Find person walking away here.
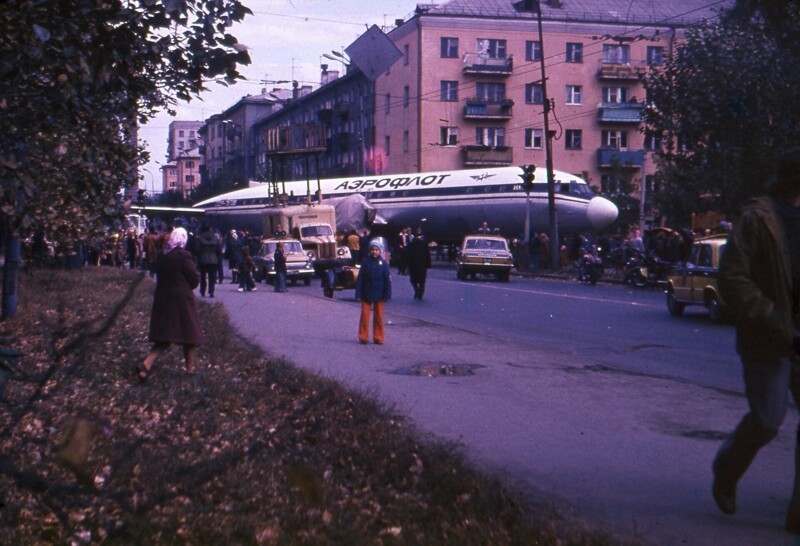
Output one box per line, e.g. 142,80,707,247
406,227,431,300
274,241,287,293
355,239,392,344
144,227,160,277
138,227,203,380
196,224,221,298
711,146,800,533
237,246,256,293
224,230,243,283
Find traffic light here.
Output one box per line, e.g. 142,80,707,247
518,164,536,194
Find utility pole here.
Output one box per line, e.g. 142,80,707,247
536,0,560,271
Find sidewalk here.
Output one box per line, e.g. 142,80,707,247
211,279,797,546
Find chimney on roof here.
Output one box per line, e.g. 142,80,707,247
395,18,404,27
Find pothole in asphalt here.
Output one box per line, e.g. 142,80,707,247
681,430,728,441
390,362,483,377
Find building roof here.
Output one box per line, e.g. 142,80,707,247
416,0,733,27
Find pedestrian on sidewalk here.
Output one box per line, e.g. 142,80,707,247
195,224,221,298
274,242,287,293
237,246,256,293
712,146,800,533
355,239,391,344
138,227,204,380
406,227,431,300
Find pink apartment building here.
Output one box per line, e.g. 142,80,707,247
374,0,730,196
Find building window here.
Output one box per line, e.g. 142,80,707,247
602,130,629,149
440,126,458,146
403,44,410,65
441,81,458,101
525,41,541,61
178,130,185,137
403,131,409,153
385,93,391,114
525,83,543,104
602,86,629,103
178,141,184,149
601,174,619,194
385,136,390,155
566,42,583,63
566,85,582,105
477,38,506,59
603,44,630,64
565,130,582,150
647,46,664,66
403,86,409,107
524,128,543,149
476,82,506,101
644,133,662,151
441,37,458,58
185,175,195,183
476,127,505,147
185,161,194,169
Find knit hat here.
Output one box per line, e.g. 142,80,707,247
369,239,384,252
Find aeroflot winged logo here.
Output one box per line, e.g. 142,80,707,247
469,173,497,182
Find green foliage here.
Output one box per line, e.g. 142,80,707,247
642,2,800,220
0,0,251,246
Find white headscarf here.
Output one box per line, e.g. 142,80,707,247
163,227,188,254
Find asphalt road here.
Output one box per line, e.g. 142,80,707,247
208,266,799,546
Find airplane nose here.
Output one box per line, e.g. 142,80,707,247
587,196,618,230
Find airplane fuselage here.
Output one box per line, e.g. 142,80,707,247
193,166,618,241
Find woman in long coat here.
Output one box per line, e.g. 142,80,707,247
138,227,204,380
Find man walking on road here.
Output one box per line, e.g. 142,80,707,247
406,227,431,300
713,146,800,533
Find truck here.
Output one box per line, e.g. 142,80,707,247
260,204,352,273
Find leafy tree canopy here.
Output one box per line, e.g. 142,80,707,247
642,1,800,224
0,0,251,247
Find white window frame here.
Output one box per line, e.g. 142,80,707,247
565,130,582,150
566,85,582,105
603,44,630,65
602,130,629,149
477,38,507,59
440,81,458,102
440,126,459,146
525,41,541,61
524,128,543,149
566,42,583,63
602,86,629,103
476,127,505,147
525,83,543,104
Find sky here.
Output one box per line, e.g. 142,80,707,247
137,0,421,192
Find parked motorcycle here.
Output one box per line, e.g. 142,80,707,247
577,253,603,285
623,250,673,288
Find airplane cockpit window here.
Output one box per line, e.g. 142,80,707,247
570,182,593,196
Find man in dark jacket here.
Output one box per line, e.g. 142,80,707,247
712,147,800,533
196,224,221,298
406,227,431,300
355,239,391,344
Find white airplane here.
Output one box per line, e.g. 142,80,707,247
193,166,618,240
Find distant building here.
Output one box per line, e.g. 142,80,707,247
164,120,204,197
198,91,290,186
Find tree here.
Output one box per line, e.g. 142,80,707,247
641,2,800,224
0,0,252,317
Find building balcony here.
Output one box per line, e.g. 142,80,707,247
597,102,644,123
597,148,645,168
265,125,327,155
597,63,645,80
462,53,513,75
462,145,513,166
463,98,514,120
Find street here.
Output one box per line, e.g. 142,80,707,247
211,265,798,546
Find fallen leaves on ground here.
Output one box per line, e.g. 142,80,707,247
0,267,624,545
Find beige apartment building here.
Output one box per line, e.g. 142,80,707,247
374,0,730,195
